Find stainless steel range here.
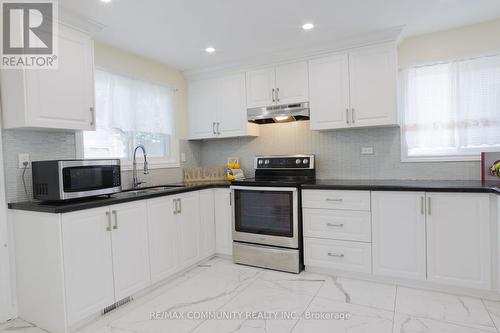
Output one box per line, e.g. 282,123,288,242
230,155,315,273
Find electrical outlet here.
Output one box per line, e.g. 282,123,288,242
180,152,186,163
18,153,30,168
361,147,374,155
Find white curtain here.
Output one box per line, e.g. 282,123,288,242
400,54,500,158
95,69,175,135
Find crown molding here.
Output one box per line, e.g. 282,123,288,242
58,6,106,35
184,25,405,79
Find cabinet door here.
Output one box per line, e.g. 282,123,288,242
372,192,426,280
147,197,178,284
215,188,233,256
217,73,247,137
199,190,216,258
427,193,491,290
110,201,151,300
308,54,350,130
188,78,218,139
275,61,309,105
245,67,275,108
61,207,114,324
26,25,95,130
176,192,201,269
348,44,397,128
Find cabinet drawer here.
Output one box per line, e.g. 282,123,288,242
302,190,370,211
304,238,372,273
303,209,371,242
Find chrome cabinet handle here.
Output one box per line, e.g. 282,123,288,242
90,107,95,126
327,223,344,228
420,196,425,215
112,210,118,229
173,199,178,215
427,197,431,215
346,108,350,125
106,211,111,231
216,122,221,135
212,122,216,135
351,108,355,124
326,198,343,202
178,198,182,214
272,88,275,102
328,252,344,258
276,88,280,102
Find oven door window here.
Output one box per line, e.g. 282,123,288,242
62,166,118,192
234,190,294,237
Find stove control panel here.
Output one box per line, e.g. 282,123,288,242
254,155,315,169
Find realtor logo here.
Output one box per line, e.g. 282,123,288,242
1,0,58,68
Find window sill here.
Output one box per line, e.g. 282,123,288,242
120,160,181,171
401,155,480,163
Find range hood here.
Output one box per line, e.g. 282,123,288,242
247,102,309,124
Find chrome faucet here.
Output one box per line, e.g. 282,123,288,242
133,145,149,188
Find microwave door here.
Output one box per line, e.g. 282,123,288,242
61,165,121,199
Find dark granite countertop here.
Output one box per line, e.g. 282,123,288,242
302,179,500,194
8,182,230,214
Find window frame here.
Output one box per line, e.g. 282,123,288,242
399,52,500,163
78,67,180,170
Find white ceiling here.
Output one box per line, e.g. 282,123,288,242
60,0,500,72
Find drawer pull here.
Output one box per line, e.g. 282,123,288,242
326,223,344,228
327,252,345,258
325,198,343,202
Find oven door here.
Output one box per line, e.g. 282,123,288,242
231,186,298,248
59,160,121,199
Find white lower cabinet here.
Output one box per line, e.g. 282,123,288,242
147,197,178,284
109,202,151,300
304,238,372,273
214,188,233,256
61,207,115,325
426,193,491,290
371,191,427,281
176,191,202,269
199,190,216,257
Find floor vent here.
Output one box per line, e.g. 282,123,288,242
102,296,132,315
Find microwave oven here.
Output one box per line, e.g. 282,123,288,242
32,159,122,201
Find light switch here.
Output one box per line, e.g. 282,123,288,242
180,152,187,163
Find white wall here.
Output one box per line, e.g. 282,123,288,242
398,18,500,67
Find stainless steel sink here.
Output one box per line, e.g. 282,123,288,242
118,185,184,196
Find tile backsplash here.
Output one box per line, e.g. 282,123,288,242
199,121,480,181
2,129,201,202
2,121,481,203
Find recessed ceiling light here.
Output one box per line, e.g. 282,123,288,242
100,0,112,2
302,23,314,31
205,47,216,54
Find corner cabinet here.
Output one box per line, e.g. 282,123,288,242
188,73,259,140
308,43,398,130
1,24,95,131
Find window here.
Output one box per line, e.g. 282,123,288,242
400,54,500,161
82,69,178,168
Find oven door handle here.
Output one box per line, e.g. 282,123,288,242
229,186,298,192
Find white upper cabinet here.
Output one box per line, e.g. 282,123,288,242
426,193,491,290
188,78,218,139
246,61,309,109
349,44,397,127
245,67,275,108
275,62,309,105
308,43,398,130
308,54,350,130
371,191,427,281
1,24,95,131
188,73,259,140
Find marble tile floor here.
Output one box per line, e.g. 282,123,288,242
2,257,500,333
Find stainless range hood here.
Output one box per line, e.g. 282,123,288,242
247,102,309,124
